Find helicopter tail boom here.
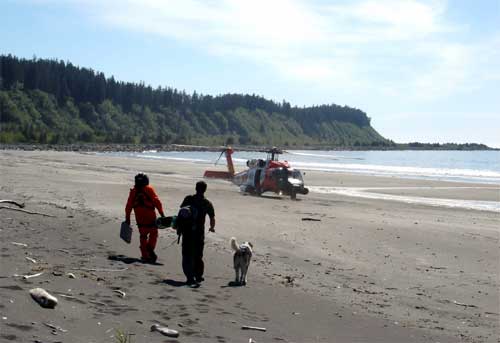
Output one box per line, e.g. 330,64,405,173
203,147,235,180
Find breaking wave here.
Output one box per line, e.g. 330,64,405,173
309,186,500,213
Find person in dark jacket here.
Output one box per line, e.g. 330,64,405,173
179,181,215,285
125,173,165,263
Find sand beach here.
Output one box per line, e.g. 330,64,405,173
0,150,498,342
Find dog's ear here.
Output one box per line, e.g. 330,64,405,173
248,242,253,248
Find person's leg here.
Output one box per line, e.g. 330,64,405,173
138,227,150,260
182,236,195,283
147,228,159,262
194,234,205,282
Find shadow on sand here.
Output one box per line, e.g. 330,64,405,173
108,254,163,266
163,279,200,288
221,281,244,288
242,193,302,201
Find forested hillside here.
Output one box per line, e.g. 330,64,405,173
0,55,390,147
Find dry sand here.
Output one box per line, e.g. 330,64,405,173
0,150,498,343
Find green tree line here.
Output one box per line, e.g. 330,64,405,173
0,54,389,147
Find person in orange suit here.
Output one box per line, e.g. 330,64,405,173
125,173,165,263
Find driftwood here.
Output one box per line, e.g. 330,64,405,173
43,322,67,332
453,300,478,308
30,288,58,308
0,199,25,208
89,300,108,306
301,217,321,221
11,242,28,247
113,290,126,298
241,325,267,332
352,288,382,295
428,266,447,270
25,256,37,263
150,324,179,337
0,206,55,217
22,272,44,280
57,294,77,299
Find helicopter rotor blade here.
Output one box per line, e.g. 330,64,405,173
214,150,225,166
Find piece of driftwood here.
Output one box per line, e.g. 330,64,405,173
0,206,55,217
453,300,478,308
241,325,267,332
25,256,37,263
66,273,76,279
89,300,108,306
30,288,58,308
13,271,44,279
57,294,76,299
151,324,179,337
352,288,381,295
11,242,28,247
301,217,321,221
23,272,44,280
113,290,126,298
0,200,25,208
43,322,67,332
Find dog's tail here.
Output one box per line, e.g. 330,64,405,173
230,237,239,252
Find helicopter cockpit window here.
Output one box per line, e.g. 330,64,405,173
289,169,303,181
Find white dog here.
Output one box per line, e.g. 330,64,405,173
231,237,253,285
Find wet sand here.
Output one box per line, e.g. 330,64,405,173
0,150,498,342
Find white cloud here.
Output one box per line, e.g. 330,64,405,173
325,0,451,41
31,0,500,105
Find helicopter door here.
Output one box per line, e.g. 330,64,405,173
254,169,262,191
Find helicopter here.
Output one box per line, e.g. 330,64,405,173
203,147,309,199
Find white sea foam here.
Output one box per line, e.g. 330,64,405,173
292,162,500,184
107,150,500,184
138,154,209,163
309,186,500,213
288,151,363,160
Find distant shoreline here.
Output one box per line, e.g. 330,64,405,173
0,143,497,152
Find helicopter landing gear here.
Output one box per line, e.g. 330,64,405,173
243,185,262,196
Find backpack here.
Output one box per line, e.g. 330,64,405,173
174,205,198,242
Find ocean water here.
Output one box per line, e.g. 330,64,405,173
107,149,500,212
113,149,500,184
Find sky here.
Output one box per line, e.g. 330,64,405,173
1,0,499,147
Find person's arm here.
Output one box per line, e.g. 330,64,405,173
180,195,191,208
125,189,135,224
209,216,216,232
148,186,165,217
207,200,215,232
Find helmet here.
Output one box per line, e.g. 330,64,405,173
134,173,149,187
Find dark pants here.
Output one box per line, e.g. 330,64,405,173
182,232,204,281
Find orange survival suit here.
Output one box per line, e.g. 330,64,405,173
125,185,165,262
